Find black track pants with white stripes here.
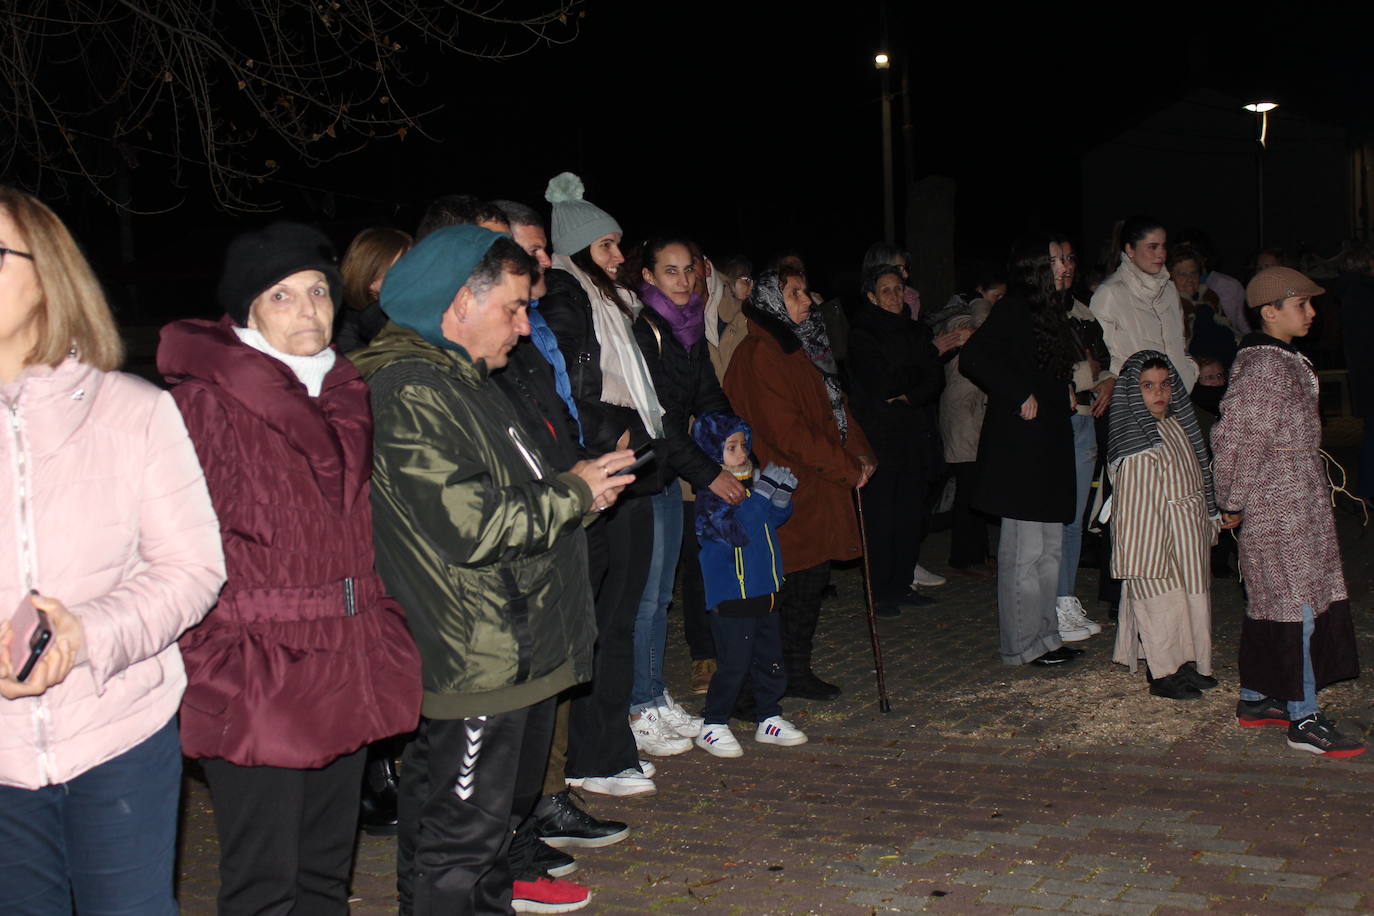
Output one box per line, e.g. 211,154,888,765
396,697,556,915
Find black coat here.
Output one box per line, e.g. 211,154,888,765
632,306,732,490
846,301,944,471
538,268,654,456
959,295,1075,523
492,336,584,473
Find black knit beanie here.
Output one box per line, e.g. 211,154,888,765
217,222,343,326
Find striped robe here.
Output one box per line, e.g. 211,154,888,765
1110,417,1219,676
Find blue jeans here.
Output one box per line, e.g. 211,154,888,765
630,484,685,712
1058,413,1098,597
0,717,181,916
1241,604,1318,718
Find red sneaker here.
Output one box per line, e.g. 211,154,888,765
511,877,592,913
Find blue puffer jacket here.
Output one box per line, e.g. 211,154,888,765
697,485,791,611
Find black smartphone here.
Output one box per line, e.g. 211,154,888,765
611,443,656,477
10,597,53,683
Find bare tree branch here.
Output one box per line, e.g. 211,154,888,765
0,0,581,212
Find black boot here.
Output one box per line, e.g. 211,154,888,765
358,745,400,836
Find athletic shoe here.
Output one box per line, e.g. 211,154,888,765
784,670,841,701
695,723,744,757
1055,602,1092,642
638,760,656,778
534,840,577,878
1149,672,1202,701
565,769,656,797
657,692,704,737
534,791,629,849
895,589,936,608
689,658,716,695
1286,713,1367,758
630,709,692,756
1056,596,1102,635
755,715,809,746
511,876,591,913
1030,646,1080,666
910,564,948,587
1236,696,1289,727
874,601,901,618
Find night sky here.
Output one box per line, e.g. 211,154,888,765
41,1,1372,321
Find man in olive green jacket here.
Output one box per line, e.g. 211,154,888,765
353,225,636,915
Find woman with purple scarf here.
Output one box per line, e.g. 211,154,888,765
626,235,743,754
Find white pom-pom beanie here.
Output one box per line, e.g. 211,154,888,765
545,171,622,256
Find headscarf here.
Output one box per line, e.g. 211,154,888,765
750,270,848,441
1107,350,1218,517
638,282,705,351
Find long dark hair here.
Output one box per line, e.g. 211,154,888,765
1111,214,1165,260
570,246,633,318
1008,232,1077,380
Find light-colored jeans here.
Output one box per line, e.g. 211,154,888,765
630,484,684,713
1240,604,1318,718
1058,413,1098,597
997,518,1064,665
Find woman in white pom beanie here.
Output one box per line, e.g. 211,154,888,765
537,173,676,789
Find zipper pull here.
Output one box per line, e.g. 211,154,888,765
343,577,356,616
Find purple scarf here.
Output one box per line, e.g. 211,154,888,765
639,282,706,350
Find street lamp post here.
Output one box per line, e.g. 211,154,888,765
876,51,894,244
1245,101,1278,249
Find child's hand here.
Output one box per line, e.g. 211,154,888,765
1220,512,1242,530
757,464,798,507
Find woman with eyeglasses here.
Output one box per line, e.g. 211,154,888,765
0,186,226,915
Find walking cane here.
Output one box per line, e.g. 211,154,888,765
853,488,892,713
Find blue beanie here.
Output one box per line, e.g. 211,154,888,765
691,412,752,464
545,172,621,256
379,224,500,351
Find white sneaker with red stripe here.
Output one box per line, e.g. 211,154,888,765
754,715,808,746
694,723,743,757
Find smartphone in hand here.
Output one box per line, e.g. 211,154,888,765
611,443,656,477
9,594,53,683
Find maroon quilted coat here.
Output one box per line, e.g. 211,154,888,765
159,318,421,768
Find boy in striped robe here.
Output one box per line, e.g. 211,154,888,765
1106,351,1235,700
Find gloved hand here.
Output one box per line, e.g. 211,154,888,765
754,463,798,508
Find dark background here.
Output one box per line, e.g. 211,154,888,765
37,1,1374,324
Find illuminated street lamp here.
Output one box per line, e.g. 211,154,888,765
1244,100,1278,246
876,51,894,242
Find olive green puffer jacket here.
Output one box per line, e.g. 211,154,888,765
352,323,595,719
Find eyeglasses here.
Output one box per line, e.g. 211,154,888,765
0,248,34,270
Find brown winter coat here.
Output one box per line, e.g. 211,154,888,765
724,305,873,573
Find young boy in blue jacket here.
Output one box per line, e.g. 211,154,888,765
691,412,809,757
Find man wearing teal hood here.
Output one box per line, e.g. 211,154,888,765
351,225,636,914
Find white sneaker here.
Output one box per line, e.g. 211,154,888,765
1055,600,1092,642
638,760,656,778
1057,596,1102,635
754,715,809,746
566,769,657,797
656,693,704,737
630,710,692,756
695,723,743,757
910,564,947,588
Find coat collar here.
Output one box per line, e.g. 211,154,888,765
742,300,802,355
0,356,103,457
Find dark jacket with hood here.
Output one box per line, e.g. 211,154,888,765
352,321,597,719
633,302,733,490
724,302,873,573
159,317,422,768
959,295,1075,523
846,300,945,471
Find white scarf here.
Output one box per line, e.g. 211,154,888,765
702,268,725,348
552,254,664,437
234,327,336,397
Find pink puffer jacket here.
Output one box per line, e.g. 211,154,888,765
0,357,226,790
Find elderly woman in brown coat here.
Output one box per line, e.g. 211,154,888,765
724,266,875,701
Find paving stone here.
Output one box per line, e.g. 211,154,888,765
826,872,909,891
953,871,1040,890
1090,870,1179,890
1233,870,1323,889
846,889,932,912
1196,852,1287,870
963,830,1043,848
979,888,1072,909
1119,887,1210,909
1061,899,1157,916
1265,887,1362,909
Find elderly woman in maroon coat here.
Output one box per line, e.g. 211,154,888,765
158,223,421,914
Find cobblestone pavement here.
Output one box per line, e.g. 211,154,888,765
175,508,1374,915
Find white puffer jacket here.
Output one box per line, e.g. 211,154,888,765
1090,256,1198,391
